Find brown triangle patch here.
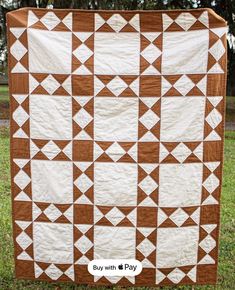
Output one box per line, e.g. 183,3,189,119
198,246,207,261
138,123,148,139
72,34,82,50
118,153,135,163
84,55,93,72
190,20,208,31
151,99,161,116
141,35,151,51
205,99,215,116
204,122,213,138
136,230,146,244
120,75,137,85
84,121,93,138
159,267,174,275
117,217,133,227
207,53,217,71
96,141,113,151
161,207,177,216
153,55,161,72
72,55,82,72
188,74,205,84
180,275,194,284
96,153,113,162
164,74,182,85
97,87,114,97
136,250,145,261
153,34,162,50
74,248,83,261
148,230,156,244
164,87,181,97
140,55,150,73
162,142,179,152
97,205,111,215
30,21,47,30
147,250,156,265
84,99,94,115
149,190,158,204
166,21,184,31
53,87,70,96
187,86,204,96
97,75,114,84
119,87,136,97
56,215,70,223
96,217,112,226
32,139,48,149
24,185,32,198
209,30,220,48
120,23,137,32
53,140,70,150
22,121,30,136
33,151,47,160
85,35,94,51
86,248,93,260
182,217,197,226
85,187,94,203
97,23,115,32
21,98,29,114
31,73,47,83
161,218,177,227
139,100,149,117
53,21,69,32
20,53,28,70
73,122,82,138
22,162,30,176
36,213,50,222
31,85,49,95
25,244,34,258
137,188,147,204
184,141,201,151
138,166,148,182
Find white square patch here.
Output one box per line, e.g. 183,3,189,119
160,97,205,142
94,226,136,259
157,226,199,268
94,32,140,75
159,163,203,207
28,29,72,74
30,95,72,140
94,97,138,142
31,160,73,204
94,162,137,206
34,222,73,263
162,30,209,74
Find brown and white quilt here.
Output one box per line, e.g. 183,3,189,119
7,7,227,287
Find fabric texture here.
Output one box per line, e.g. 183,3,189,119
7,8,227,287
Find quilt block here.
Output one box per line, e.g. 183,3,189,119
7,7,227,286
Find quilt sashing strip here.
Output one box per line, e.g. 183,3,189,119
7,8,227,286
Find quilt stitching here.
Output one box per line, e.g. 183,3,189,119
8,8,226,286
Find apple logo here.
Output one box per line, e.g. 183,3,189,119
118,264,123,270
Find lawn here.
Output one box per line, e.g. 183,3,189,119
0,85,9,119
0,128,234,290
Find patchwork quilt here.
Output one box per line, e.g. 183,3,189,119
7,7,227,287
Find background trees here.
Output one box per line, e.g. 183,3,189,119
0,0,234,94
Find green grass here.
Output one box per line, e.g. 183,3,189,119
0,85,9,102
0,85,10,119
0,129,234,289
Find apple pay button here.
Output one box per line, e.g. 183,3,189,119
88,259,142,276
